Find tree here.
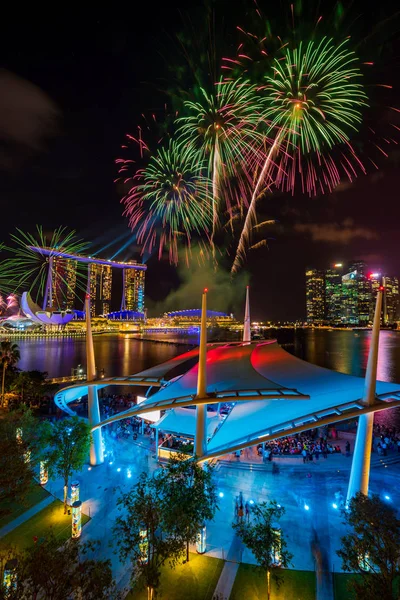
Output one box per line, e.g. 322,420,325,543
12,370,55,406
233,500,293,600
0,408,50,518
158,455,218,561
0,341,20,406
113,473,183,600
45,417,91,513
0,533,120,599
337,493,400,600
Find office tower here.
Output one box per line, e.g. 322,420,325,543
341,270,359,325
305,269,325,324
89,264,112,316
51,258,77,310
382,275,399,324
325,264,343,324
357,274,371,325
123,268,145,313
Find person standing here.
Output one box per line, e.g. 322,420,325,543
345,440,351,457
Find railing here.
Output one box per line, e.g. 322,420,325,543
46,374,86,384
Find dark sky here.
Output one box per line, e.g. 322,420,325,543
0,4,399,321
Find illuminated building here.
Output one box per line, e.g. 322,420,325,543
382,276,399,324
305,269,325,324
51,258,77,310
89,264,112,317
122,267,145,313
341,270,359,325
325,264,343,325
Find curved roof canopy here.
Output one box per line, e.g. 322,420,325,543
55,341,400,458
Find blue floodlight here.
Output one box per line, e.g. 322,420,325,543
218,492,224,498
332,503,338,509
249,499,255,505
109,461,113,466
384,495,390,501
117,468,121,472
277,504,281,508
304,504,310,511
127,469,132,478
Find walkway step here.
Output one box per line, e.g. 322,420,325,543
0,495,54,538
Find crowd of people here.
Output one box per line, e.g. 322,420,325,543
373,423,400,455
256,431,342,463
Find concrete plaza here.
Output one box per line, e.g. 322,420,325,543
40,429,400,595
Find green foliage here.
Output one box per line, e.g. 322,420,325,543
113,472,184,599
45,417,91,512
0,408,50,519
337,493,400,600
0,533,120,600
0,341,20,405
158,455,218,561
233,500,293,599
11,370,56,406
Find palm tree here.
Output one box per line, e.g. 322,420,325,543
0,340,20,406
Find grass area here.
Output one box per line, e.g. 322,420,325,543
230,564,316,600
333,573,400,600
126,553,224,600
0,500,90,552
0,483,50,529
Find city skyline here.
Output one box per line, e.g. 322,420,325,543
306,260,399,326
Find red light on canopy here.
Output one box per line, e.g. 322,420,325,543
203,288,208,293
379,286,385,291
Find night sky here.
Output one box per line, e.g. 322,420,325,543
0,3,399,321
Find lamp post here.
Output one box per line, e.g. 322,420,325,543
40,461,48,486
71,500,82,539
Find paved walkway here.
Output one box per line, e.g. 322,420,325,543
0,495,54,538
212,534,244,600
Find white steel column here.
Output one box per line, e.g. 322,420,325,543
85,294,104,466
195,289,208,457
243,285,251,343
346,289,383,503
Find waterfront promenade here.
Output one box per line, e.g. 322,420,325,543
9,429,395,596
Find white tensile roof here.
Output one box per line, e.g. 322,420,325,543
142,340,400,455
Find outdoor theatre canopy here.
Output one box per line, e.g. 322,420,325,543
56,340,400,458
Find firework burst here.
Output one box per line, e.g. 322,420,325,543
231,36,369,272
176,78,268,242
122,140,213,265
0,226,89,308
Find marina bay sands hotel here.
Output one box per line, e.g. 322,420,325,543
30,246,146,317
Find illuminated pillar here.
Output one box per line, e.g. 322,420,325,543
195,289,208,458
346,289,383,504
40,461,48,485
71,500,82,539
86,295,104,466
71,481,80,504
243,285,251,343
196,524,207,554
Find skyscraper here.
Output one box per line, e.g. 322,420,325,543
341,270,359,325
382,276,399,324
51,258,77,310
305,269,325,324
123,267,145,313
325,264,343,324
89,264,112,316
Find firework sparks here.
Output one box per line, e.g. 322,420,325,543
122,140,213,266
231,36,369,272
0,226,89,308
176,78,268,245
